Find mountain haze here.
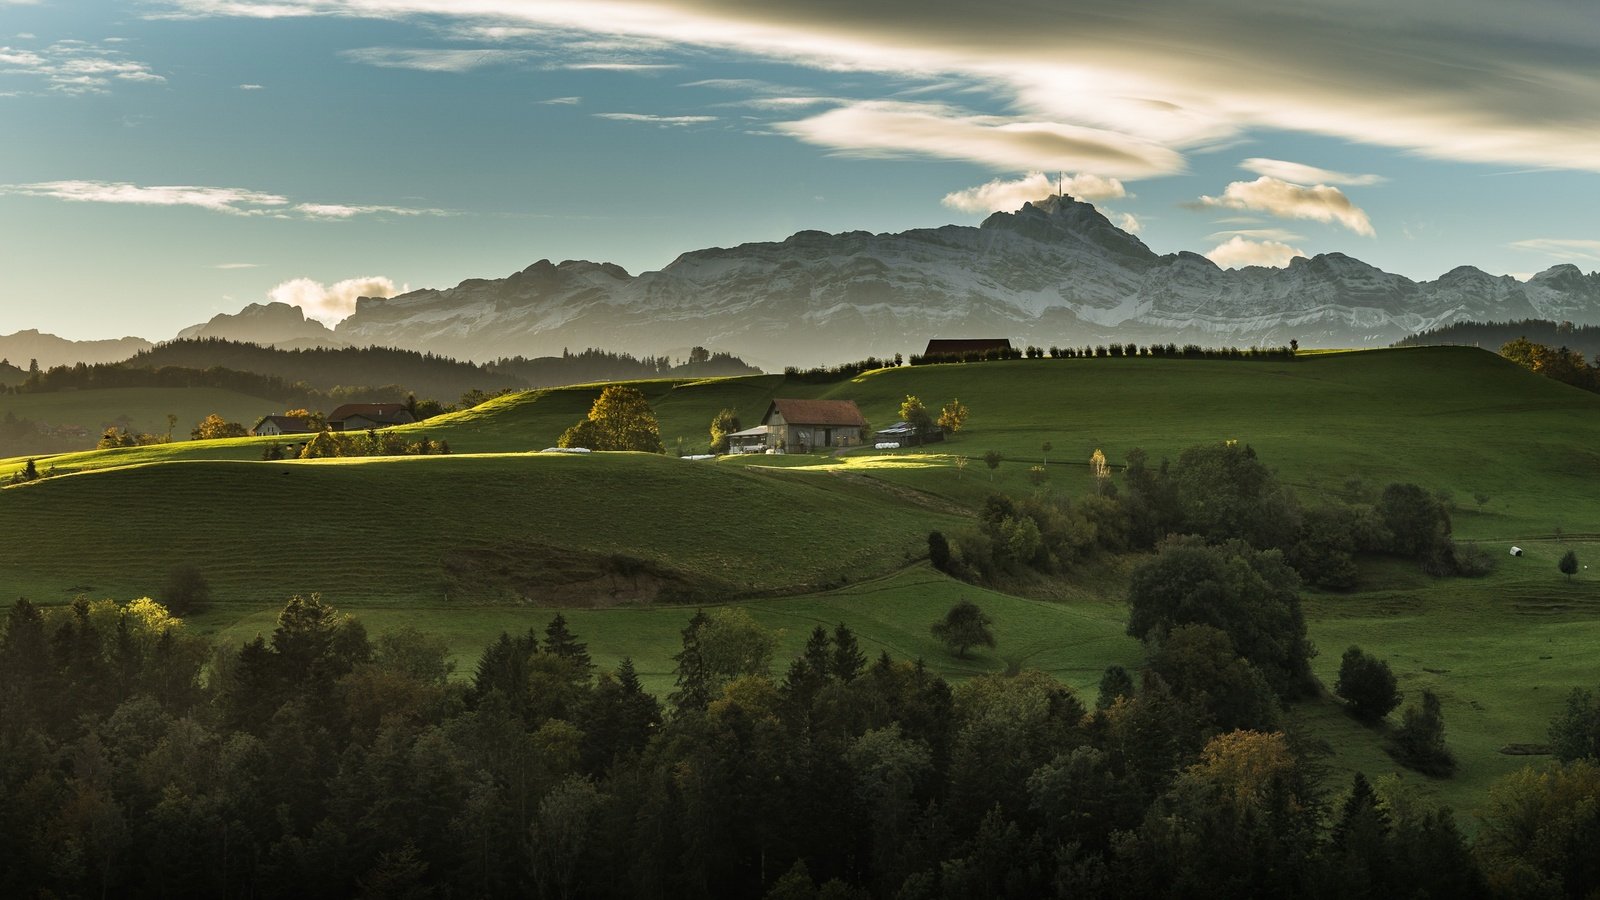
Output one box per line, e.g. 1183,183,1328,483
318,196,1600,366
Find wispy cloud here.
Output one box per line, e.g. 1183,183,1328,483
1510,238,1600,264
594,112,716,126
1240,158,1385,186
941,171,1126,213
269,275,398,325
778,101,1182,177
338,46,530,72
1192,176,1374,236
0,180,453,219
212,262,262,269
1206,235,1307,268
0,39,166,94
560,62,678,72
238,82,263,90
539,95,581,105
1114,212,1141,233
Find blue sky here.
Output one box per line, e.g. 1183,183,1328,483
3,0,1598,340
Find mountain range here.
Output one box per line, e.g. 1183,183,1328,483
14,195,1600,368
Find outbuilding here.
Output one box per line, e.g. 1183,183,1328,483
724,424,771,454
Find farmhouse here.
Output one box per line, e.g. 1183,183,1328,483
327,403,415,431
760,399,868,452
923,338,1013,358
251,415,314,437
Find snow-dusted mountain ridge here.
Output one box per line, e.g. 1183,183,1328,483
325,195,1600,367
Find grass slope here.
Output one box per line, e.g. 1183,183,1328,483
0,452,964,606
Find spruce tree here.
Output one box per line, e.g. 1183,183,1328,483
544,613,593,673
832,623,866,681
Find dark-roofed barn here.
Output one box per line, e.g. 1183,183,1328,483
327,403,416,431
760,399,868,453
923,338,1013,358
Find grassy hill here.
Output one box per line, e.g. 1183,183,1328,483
4,344,1598,820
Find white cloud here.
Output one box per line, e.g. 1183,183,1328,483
1510,238,1600,263
294,202,450,218
0,39,166,94
1193,176,1375,236
1115,212,1141,233
1206,235,1308,268
1240,157,1385,186
339,47,530,72
268,276,399,325
539,95,581,104
940,171,1127,213
561,62,678,72
0,179,452,219
778,101,1182,178
594,112,716,126
238,82,263,89
212,262,262,269
1208,227,1305,242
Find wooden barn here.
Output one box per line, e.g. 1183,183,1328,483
760,399,868,452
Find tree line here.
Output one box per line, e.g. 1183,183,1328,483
3,593,1598,898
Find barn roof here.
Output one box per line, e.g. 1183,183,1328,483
328,403,412,425
726,425,770,438
923,338,1013,356
252,415,312,432
762,399,867,427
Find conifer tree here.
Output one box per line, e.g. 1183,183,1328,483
833,623,866,681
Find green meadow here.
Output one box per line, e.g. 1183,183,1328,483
3,344,1598,820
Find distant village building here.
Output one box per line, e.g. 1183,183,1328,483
923,338,1013,358
725,424,771,454
760,399,868,452
327,403,416,432
251,415,314,437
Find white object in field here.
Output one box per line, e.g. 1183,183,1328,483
875,441,901,450
1510,546,1523,556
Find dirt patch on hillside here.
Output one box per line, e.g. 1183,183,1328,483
440,543,720,607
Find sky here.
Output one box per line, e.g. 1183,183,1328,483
2,0,1599,341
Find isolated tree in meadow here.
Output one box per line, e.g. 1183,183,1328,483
191,413,248,440
1041,441,1052,466
1389,689,1456,776
161,564,212,617
937,398,969,434
982,450,1002,481
928,530,953,572
931,599,995,659
14,458,39,483
560,385,663,452
707,408,741,454
165,412,177,441
954,455,969,481
1090,448,1110,495
1335,646,1402,722
900,395,935,436
1560,549,1579,581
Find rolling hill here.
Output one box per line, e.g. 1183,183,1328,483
4,344,1597,818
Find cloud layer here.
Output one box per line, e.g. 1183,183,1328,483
147,0,1600,176
1194,177,1375,237
268,276,399,324
1205,235,1308,269
1239,158,1384,187
941,171,1126,213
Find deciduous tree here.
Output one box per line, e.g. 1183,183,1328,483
931,600,995,659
